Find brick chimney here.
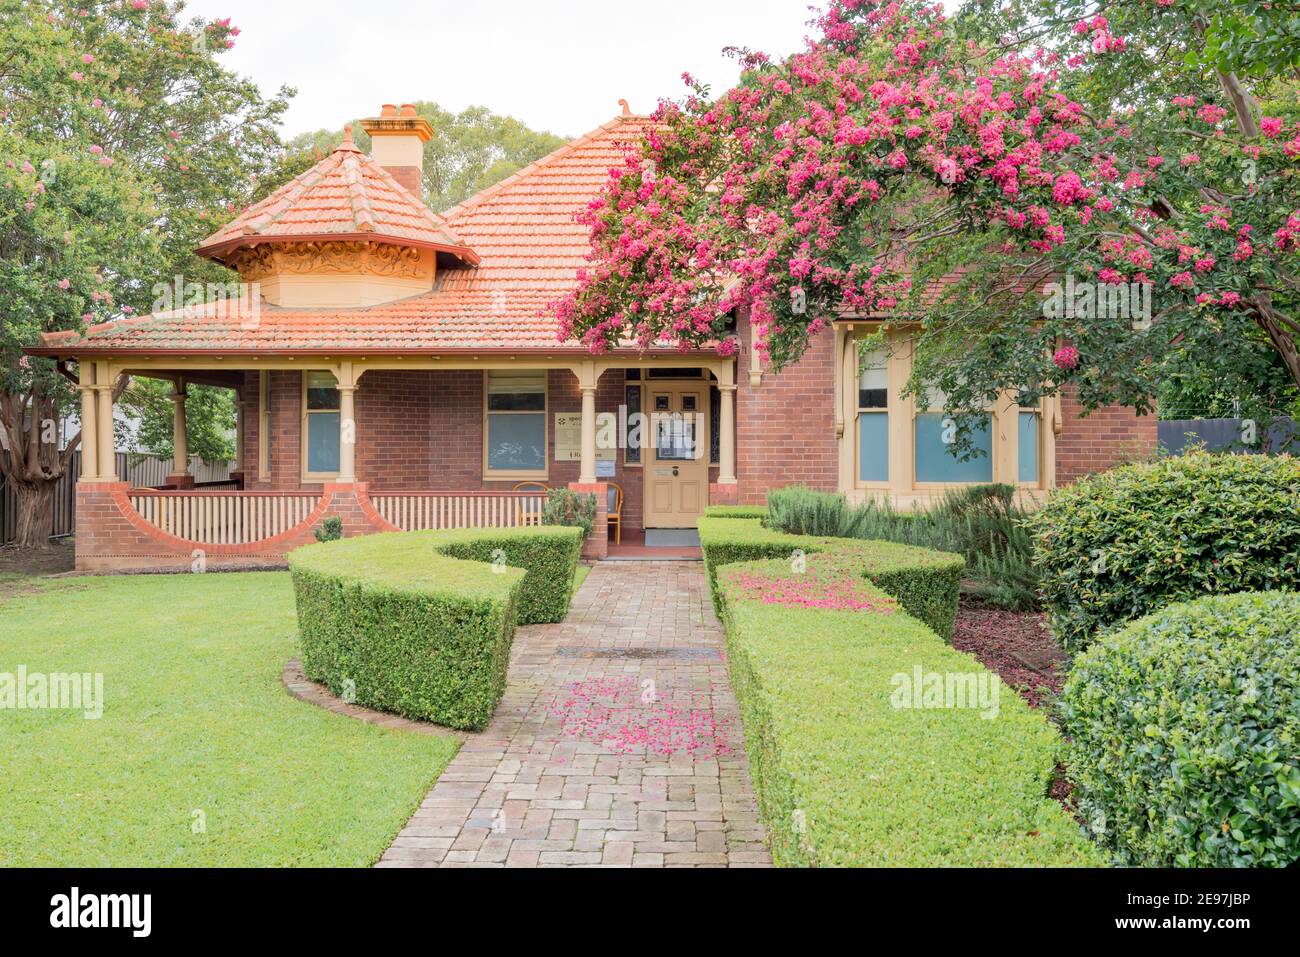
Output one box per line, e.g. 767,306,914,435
360,103,433,200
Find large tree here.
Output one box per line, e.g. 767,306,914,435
1,0,290,547
554,0,1300,449
285,102,569,214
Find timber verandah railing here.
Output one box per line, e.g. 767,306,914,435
370,491,546,532
128,489,322,546
123,489,548,546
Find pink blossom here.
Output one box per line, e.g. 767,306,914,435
1053,346,1079,371
58,278,71,290
1260,116,1283,139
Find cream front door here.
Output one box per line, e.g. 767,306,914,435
644,384,710,529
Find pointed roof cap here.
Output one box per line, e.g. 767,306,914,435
194,128,478,265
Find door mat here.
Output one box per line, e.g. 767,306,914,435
644,529,702,548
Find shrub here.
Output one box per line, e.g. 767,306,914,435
699,516,964,639
1028,452,1300,651
702,521,1099,867
290,527,582,730
764,484,1039,611
1062,591,1300,867
543,488,597,538
314,516,343,543
765,486,855,537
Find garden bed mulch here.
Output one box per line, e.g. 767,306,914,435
950,599,1066,710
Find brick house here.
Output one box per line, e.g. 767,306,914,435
30,103,1154,572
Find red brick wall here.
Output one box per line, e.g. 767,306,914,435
734,311,838,505
1055,385,1158,485
357,371,432,489
239,367,647,531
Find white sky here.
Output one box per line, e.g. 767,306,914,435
181,0,827,139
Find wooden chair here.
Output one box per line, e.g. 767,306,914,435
606,482,624,544
513,482,548,527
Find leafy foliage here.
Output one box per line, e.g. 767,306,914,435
312,517,343,544
1,0,290,544
290,528,582,730
701,517,1098,866
542,487,597,538
1062,591,1300,867
119,377,236,463
555,0,1300,451
1028,451,1300,650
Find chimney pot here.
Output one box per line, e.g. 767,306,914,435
380,103,398,118
399,103,418,117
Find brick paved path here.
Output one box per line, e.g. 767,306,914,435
378,561,772,868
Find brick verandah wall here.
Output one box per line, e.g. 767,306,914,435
734,312,838,505
72,482,396,573
1055,385,1158,485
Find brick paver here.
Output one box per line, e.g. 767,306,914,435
378,561,772,868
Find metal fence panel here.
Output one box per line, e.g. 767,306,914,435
1159,417,1297,456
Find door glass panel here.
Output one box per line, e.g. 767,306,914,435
655,413,697,461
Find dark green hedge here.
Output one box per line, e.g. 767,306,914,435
702,505,769,520
289,527,582,730
1062,591,1300,867
1028,452,1300,651
436,527,584,625
699,517,964,639
701,520,1097,866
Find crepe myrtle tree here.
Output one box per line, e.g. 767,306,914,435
553,0,1300,451
0,0,290,547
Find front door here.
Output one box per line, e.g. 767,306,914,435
644,383,709,529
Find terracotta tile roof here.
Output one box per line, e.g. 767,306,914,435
35,115,659,356
194,128,477,263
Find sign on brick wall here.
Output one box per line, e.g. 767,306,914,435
553,413,616,463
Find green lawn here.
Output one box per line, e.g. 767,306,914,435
573,563,592,594
0,572,459,867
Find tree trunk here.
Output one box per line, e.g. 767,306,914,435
10,480,56,550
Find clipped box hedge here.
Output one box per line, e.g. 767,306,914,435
701,517,1099,866
1028,452,1300,651
290,527,583,731
1063,591,1300,867
702,505,769,520
699,516,964,640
